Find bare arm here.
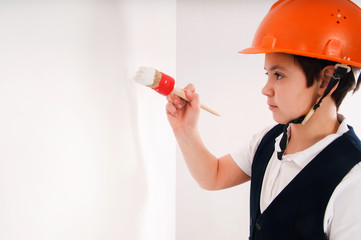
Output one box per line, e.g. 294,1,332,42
166,84,250,190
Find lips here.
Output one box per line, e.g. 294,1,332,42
267,102,277,110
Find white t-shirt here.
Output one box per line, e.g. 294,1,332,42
231,119,361,240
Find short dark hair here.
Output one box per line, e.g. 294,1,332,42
293,55,360,109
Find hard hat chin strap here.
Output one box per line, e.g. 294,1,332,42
277,64,351,160
300,64,351,125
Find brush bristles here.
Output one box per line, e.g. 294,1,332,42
134,66,158,87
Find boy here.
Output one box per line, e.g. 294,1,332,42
166,0,361,239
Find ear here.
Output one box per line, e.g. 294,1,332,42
319,65,338,96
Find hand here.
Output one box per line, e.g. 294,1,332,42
166,84,201,135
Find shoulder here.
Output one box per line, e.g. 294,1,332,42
253,124,284,157
230,124,279,176
242,124,279,157
326,163,361,239
251,124,282,150
347,127,361,156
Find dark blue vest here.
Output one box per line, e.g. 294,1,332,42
249,124,361,240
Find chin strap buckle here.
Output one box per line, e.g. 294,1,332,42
335,63,351,73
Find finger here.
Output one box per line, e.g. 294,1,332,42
166,93,173,102
188,91,200,110
166,101,179,117
174,95,187,109
184,89,196,101
184,83,195,92
166,93,181,103
171,94,188,109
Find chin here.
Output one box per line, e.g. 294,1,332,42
275,120,289,125
272,114,291,125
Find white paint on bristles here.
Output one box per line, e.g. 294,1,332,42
134,66,156,86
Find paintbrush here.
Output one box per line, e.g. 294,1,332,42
134,66,220,116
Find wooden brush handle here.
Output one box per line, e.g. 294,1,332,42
171,88,220,116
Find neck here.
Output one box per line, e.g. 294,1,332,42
286,98,340,155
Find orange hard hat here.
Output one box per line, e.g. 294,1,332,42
239,0,361,68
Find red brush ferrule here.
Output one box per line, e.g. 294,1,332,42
153,72,175,96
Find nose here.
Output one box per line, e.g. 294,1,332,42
262,79,274,97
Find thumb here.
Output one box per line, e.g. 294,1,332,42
185,89,200,109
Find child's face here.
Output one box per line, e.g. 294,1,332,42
263,53,320,124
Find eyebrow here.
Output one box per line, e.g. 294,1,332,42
264,65,287,71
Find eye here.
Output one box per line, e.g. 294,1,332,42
264,70,284,80
274,72,283,80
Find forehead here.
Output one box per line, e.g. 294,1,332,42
264,53,300,71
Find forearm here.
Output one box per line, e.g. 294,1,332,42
166,84,228,189
174,128,219,190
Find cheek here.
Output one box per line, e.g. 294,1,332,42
288,88,318,113
299,86,319,105
276,88,298,106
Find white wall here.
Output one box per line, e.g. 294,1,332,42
0,0,175,239
124,1,176,239
176,0,361,239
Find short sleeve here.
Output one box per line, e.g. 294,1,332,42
327,163,361,240
230,125,274,177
